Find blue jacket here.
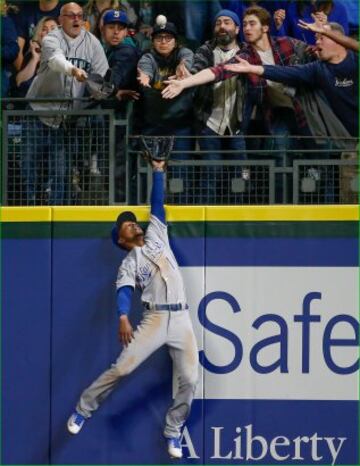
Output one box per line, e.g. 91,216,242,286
1,15,19,97
278,1,349,44
106,39,140,91
263,52,358,136
222,1,289,40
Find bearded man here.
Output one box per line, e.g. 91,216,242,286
190,9,247,202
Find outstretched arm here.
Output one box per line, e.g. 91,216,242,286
224,56,317,87
223,56,265,77
150,160,166,223
298,20,359,52
161,68,215,99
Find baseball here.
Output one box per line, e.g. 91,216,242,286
156,15,167,27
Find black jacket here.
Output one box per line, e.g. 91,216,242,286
106,41,140,91
191,40,246,130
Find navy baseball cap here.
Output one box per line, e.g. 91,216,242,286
111,211,137,248
214,9,240,27
103,9,128,26
152,21,178,38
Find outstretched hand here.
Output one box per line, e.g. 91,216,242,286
116,89,140,101
298,12,328,33
175,59,191,80
137,68,151,88
298,19,324,34
161,79,185,99
223,56,254,74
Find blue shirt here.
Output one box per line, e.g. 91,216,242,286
263,52,358,136
281,1,349,45
342,0,359,25
223,1,289,40
1,15,19,97
13,2,61,42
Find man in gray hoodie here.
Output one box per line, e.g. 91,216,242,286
24,2,108,205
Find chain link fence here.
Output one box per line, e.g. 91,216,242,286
3,108,116,206
137,157,275,205
293,159,359,204
2,103,359,206
132,135,358,205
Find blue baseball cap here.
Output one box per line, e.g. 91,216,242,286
111,211,137,248
103,9,128,26
214,9,240,27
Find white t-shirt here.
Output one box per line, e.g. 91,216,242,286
207,46,239,135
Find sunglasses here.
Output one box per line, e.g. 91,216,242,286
154,34,174,43
61,13,84,20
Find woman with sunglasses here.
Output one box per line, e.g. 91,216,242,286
137,17,195,177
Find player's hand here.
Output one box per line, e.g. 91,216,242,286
161,79,185,99
118,315,134,347
273,9,286,30
152,159,166,171
137,68,151,87
72,67,88,82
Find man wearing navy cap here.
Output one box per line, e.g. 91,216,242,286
190,9,247,202
101,9,140,202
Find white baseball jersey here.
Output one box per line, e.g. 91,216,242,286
116,215,187,305
27,27,108,127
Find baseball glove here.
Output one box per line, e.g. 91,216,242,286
85,73,114,100
139,135,174,162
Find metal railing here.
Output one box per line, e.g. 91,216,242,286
1,100,359,206
2,98,130,206
131,135,359,205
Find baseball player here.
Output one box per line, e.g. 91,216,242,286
67,159,199,460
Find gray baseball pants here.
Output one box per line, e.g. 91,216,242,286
76,309,199,438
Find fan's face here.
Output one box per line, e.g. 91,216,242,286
102,22,128,46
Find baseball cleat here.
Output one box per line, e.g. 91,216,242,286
67,412,86,434
167,437,183,459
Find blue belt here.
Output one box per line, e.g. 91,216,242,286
143,302,188,311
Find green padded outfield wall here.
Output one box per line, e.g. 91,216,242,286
1,206,359,465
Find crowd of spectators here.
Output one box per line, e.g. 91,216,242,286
1,0,358,204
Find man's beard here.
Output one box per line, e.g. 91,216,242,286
215,31,235,46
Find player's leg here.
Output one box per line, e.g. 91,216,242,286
163,311,199,448
68,311,168,433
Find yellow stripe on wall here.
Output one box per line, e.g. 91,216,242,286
52,206,150,222
0,205,359,222
0,207,52,222
205,205,360,222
